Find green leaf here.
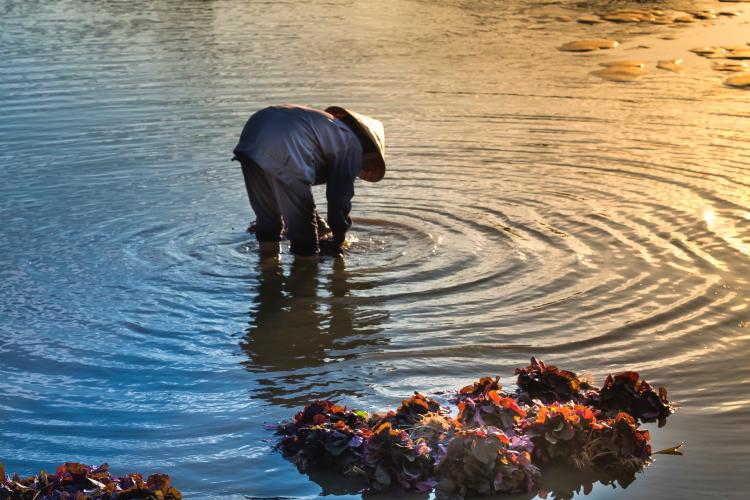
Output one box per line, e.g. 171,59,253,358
344,465,367,477
654,442,684,455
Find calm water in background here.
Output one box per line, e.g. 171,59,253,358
1,0,749,498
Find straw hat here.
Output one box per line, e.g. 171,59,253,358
326,106,386,182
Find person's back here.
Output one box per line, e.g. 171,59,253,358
235,105,358,186
233,104,386,259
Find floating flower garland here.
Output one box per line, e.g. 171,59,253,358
515,357,598,404
453,376,526,432
0,462,182,500
435,428,539,497
273,358,675,498
276,400,372,473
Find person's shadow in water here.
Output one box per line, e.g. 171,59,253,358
240,257,389,408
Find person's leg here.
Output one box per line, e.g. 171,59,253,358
270,177,319,257
240,158,283,256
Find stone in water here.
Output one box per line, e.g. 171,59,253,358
591,65,647,82
559,39,619,52
724,74,750,88
577,15,603,24
602,14,643,23
690,46,725,58
726,49,750,60
652,17,675,25
657,59,685,72
604,9,657,21
712,61,749,72
691,12,718,20
600,60,646,68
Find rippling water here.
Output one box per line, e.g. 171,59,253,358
1,0,749,498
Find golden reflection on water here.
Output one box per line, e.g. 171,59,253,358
700,206,715,226
215,1,750,496
700,206,750,256
3,0,750,497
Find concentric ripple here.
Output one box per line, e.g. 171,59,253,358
1,1,749,499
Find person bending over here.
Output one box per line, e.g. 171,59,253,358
233,104,386,259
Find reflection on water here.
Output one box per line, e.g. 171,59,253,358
0,0,749,498
241,259,389,407
291,449,650,500
533,464,642,500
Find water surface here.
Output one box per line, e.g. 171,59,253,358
1,1,749,498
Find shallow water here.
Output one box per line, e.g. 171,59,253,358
1,0,749,498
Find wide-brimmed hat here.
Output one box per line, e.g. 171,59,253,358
326,106,386,182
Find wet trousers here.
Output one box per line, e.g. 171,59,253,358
240,156,319,256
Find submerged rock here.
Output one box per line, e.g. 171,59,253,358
724,74,750,88
652,17,676,25
674,15,697,23
657,59,685,72
602,14,643,23
690,11,718,20
712,61,749,72
559,39,619,52
690,46,720,54
607,9,657,18
598,8,670,24
581,7,726,26
577,15,603,24
726,49,750,60
591,64,647,82
600,60,646,68
690,46,726,58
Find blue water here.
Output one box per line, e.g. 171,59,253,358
2,1,750,498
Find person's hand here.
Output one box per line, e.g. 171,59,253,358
319,239,344,257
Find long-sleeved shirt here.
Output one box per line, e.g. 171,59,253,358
233,104,362,246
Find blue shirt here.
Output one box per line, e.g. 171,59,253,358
233,104,363,246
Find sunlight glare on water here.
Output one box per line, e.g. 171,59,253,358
1,0,749,498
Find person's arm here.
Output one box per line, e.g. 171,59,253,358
325,140,362,253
